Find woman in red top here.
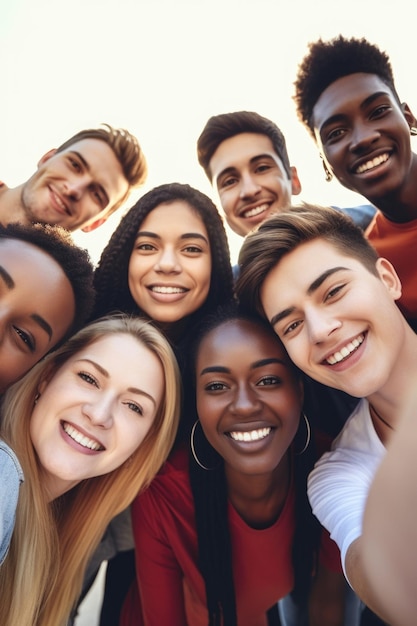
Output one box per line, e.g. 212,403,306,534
121,305,345,626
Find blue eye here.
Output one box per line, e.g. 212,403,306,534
124,401,144,415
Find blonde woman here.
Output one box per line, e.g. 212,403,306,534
0,315,180,626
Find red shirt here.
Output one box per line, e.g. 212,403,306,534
120,446,341,626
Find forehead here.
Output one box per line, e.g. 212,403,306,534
198,319,286,363
0,238,75,338
140,201,208,233
312,73,395,128
210,133,282,178
69,332,164,386
262,239,366,296
0,237,61,277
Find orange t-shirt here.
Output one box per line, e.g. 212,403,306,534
367,212,417,321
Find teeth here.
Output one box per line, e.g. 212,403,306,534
53,191,67,211
243,203,269,218
151,286,186,294
356,153,389,174
63,422,103,451
229,427,271,442
326,334,364,365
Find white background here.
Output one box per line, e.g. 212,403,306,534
1,0,416,264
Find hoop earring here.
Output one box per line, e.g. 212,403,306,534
410,126,417,136
190,420,212,471
295,413,311,456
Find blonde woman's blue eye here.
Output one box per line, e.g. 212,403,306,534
125,402,143,415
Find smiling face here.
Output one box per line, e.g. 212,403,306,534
0,239,75,392
30,332,164,500
196,319,302,477
209,133,301,236
312,73,417,209
128,201,212,324
260,238,405,399
21,138,129,232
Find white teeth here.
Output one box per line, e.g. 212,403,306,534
229,427,271,442
151,286,186,294
63,423,103,451
356,153,389,174
53,191,67,211
326,334,364,365
243,203,269,218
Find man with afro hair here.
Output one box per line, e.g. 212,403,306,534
294,35,417,329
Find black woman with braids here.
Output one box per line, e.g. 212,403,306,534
78,182,235,626
120,304,345,626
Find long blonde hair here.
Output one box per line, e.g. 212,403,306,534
0,315,181,626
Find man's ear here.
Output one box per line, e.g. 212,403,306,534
376,257,402,301
37,148,57,167
81,216,108,233
290,166,302,195
401,103,417,133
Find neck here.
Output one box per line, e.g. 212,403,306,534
225,452,290,529
372,155,417,222
0,185,30,226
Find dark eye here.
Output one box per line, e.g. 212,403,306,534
371,104,391,119
124,401,144,416
69,158,81,171
219,176,237,189
183,245,203,254
255,163,272,173
326,128,346,143
78,371,98,386
205,381,227,392
13,326,35,352
136,243,156,251
258,376,280,386
283,319,303,336
325,284,346,301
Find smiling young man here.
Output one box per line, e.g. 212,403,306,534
197,110,375,239
0,124,147,233
294,36,417,326
236,203,417,623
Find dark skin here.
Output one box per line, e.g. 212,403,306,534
196,319,345,625
312,72,417,223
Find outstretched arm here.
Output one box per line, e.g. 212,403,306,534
361,407,417,625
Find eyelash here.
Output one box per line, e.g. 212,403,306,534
78,371,98,386
257,376,280,386
123,401,144,416
205,381,227,392
13,326,35,352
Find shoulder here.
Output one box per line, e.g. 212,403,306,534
332,204,376,231
0,441,24,565
0,441,24,482
309,400,384,488
133,445,192,511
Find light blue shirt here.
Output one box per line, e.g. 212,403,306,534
0,440,24,565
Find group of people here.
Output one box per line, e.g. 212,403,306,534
0,33,416,626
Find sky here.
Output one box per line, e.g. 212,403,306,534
1,0,416,264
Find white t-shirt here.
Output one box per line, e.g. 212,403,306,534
307,399,385,581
